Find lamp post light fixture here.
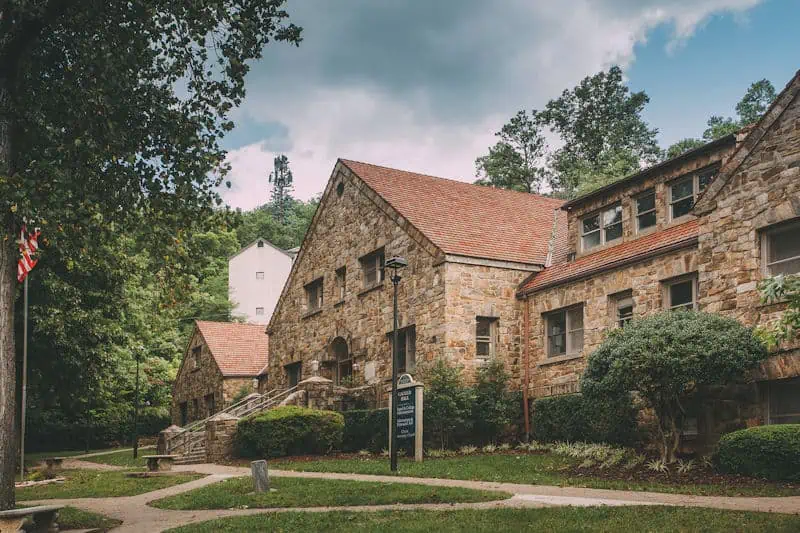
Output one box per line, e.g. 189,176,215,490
385,256,407,472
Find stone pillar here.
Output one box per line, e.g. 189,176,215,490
158,425,183,455
205,413,239,463
297,376,334,410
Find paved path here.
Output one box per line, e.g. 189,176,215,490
22,462,800,532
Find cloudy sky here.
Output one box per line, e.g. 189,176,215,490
220,0,800,209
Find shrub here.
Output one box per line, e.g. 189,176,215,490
234,406,344,458
531,393,638,446
418,359,474,449
716,424,800,481
341,409,388,453
472,359,522,444
581,311,767,462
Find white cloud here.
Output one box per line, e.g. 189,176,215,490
220,0,764,207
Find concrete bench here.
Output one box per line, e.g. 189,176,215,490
43,457,64,475
0,505,63,532
146,455,175,472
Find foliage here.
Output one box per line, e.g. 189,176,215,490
231,385,253,406
235,406,344,458
757,274,800,349
665,138,707,159
235,196,318,250
539,66,661,197
531,393,639,446
581,311,768,462
716,425,800,481
417,359,474,449
703,79,777,140
341,408,388,453
471,360,520,444
474,110,549,193
702,115,740,141
268,154,295,223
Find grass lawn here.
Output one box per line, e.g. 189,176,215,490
16,470,203,500
165,506,800,532
150,475,508,510
272,454,800,497
23,448,119,466
79,448,156,468
58,506,122,531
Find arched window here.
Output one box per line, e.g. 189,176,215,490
332,337,352,385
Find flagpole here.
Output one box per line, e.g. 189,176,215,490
20,275,28,481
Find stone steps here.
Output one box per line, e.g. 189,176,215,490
174,449,206,465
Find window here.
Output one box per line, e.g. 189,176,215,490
768,377,800,424
360,248,385,288
545,305,584,357
763,220,800,276
192,398,199,420
285,362,302,388
204,393,216,415
191,346,201,370
336,181,345,197
664,275,697,311
332,338,352,385
305,278,324,312
257,240,264,248
582,204,622,250
389,326,417,373
335,266,346,301
256,271,265,280
669,167,717,220
179,402,188,426
255,307,265,316
635,190,657,231
612,291,634,327
476,317,497,360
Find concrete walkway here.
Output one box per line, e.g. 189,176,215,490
22,462,800,532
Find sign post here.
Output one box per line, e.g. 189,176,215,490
389,374,423,463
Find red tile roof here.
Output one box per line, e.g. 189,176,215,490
341,160,565,266
195,321,269,377
519,219,699,294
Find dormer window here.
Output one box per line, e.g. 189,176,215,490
669,167,717,220
257,241,265,248
582,203,622,251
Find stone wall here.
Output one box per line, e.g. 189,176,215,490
524,246,698,396
205,413,239,463
171,329,224,425
222,377,258,406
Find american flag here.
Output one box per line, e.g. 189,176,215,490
17,224,41,283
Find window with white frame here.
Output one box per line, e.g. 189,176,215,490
581,204,622,250
360,248,385,288
664,275,697,311
635,190,657,232
305,278,324,312
768,377,800,424
255,271,265,280
545,305,584,357
669,167,717,220
191,346,201,370
255,307,264,316
763,220,800,276
476,317,498,360
612,291,634,327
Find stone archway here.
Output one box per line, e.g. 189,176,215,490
331,336,353,386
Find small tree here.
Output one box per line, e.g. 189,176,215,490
269,154,294,224
757,274,800,349
472,359,518,444
581,311,767,463
418,359,473,449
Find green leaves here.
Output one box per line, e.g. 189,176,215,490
757,274,800,349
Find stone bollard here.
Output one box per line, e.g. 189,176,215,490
251,460,269,493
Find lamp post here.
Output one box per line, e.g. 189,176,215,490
385,256,407,472
132,346,142,459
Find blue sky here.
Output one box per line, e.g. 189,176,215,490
219,0,800,208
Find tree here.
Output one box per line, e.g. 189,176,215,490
236,195,318,250
474,110,549,193
703,79,777,140
539,66,661,197
757,274,800,349
419,359,474,449
268,154,295,223
581,311,767,463
472,359,518,444
0,0,301,510
665,138,707,159
703,115,739,141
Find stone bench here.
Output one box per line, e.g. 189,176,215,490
44,457,64,475
146,455,175,472
0,505,63,532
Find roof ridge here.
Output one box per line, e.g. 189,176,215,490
339,159,564,204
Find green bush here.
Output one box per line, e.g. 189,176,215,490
716,424,800,481
342,409,388,453
531,393,638,446
419,359,475,449
472,359,523,444
235,406,344,458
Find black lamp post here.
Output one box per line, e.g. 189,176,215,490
132,346,142,460
385,256,407,472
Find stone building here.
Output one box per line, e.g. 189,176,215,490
229,237,293,324
266,69,800,444
171,321,269,425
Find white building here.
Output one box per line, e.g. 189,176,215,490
229,238,293,324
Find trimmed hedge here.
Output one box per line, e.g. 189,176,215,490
531,393,638,446
235,406,344,458
342,409,388,453
716,424,800,481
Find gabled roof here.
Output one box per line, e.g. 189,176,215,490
695,69,800,214
518,220,699,295
195,321,269,376
341,160,565,266
229,236,292,261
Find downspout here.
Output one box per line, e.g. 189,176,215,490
522,294,531,441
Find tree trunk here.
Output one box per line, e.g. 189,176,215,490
0,78,17,511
